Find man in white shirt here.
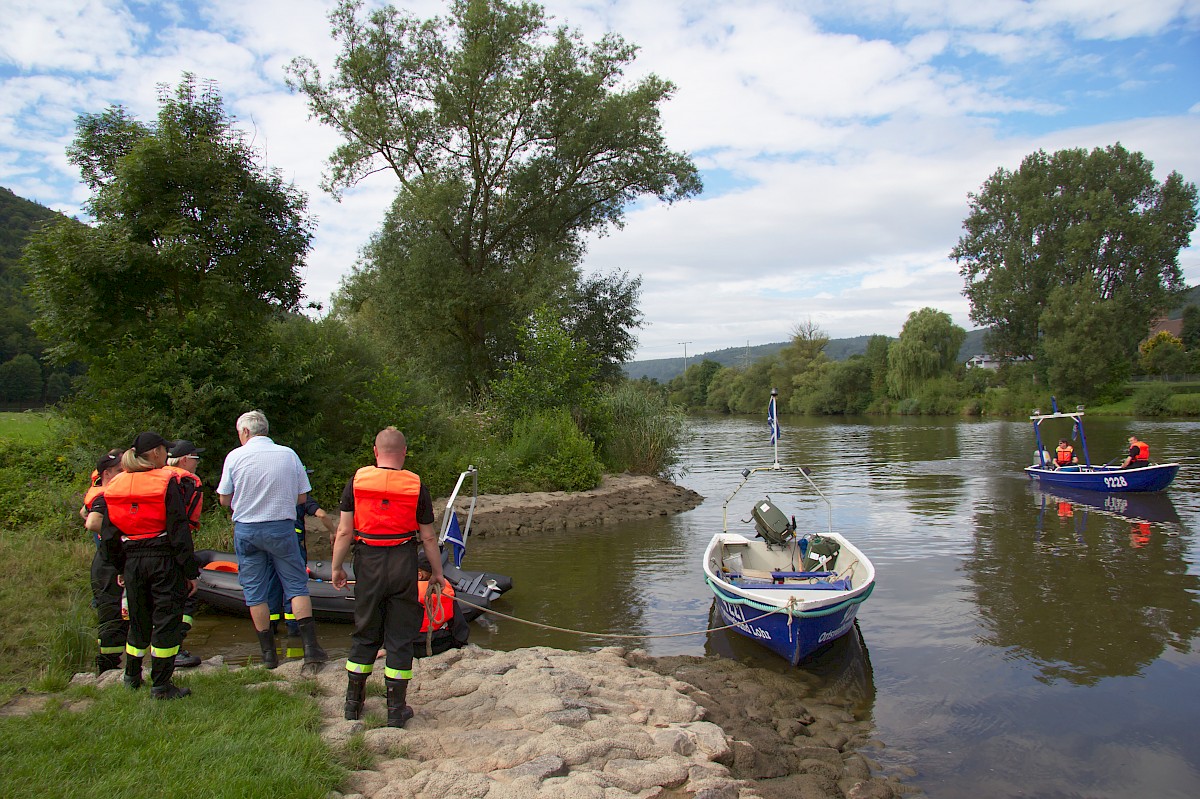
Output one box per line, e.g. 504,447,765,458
217,410,327,671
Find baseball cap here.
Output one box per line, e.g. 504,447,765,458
133,431,168,455
168,439,205,458
96,451,122,474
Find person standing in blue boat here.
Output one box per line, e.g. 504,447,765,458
1120,435,1151,469
217,410,328,671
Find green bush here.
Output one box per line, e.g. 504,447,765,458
589,383,686,478
488,408,602,493
1170,393,1200,416
1132,383,1175,416
0,439,84,539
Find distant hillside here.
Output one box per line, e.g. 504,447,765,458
0,186,67,364
625,327,991,383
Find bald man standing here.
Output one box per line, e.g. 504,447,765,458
332,427,446,727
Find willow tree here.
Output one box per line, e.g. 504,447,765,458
886,307,966,398
289,0,701,392
952,143,1197,360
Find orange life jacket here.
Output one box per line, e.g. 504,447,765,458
1131,439,1150,462
1055,445,1074,465
418,580,456,632
103,469,175,540
163,465,203,530
352,466,421,546
84,484,106,544
83,484,105,512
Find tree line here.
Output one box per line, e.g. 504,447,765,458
660,143,1198,417
14,0,695,498
5,0,1199,493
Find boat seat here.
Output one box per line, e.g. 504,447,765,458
732,577,852,591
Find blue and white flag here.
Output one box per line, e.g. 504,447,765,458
443,511,467,568
768,395,781,444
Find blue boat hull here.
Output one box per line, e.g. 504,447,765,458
710,583,870,665
1025,463,1179,493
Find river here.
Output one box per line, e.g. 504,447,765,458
188,413,1200,798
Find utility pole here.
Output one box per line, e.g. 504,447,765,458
677,341,693,378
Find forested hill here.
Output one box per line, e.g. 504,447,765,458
0,186,70,364
626,329,990,383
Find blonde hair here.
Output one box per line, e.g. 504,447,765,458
120,448,157,473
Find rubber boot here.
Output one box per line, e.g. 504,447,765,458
385,677,415,728
344,671,369,720
149,655,191,699
96,653,122,675
297,616,328,670
257,627,279,669
123,654,143,689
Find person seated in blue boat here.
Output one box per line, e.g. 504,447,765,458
1053,439,1077,469
1120,435,1150,469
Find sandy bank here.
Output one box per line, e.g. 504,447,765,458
307,474,705,560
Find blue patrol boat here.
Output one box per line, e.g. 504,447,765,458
1025,403,1179,493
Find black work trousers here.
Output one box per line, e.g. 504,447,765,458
90,549,127,667
123,549,187,656
348,541,422,674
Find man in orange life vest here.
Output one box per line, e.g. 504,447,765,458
81,449,126,674
1120,435,1151,469
1053,439,1077,469
331,426,446,726
87,432,199,699
164,439,206,668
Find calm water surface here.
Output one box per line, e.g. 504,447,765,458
190,414,1200,798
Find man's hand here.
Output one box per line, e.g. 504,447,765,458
117,574,124,588
332,567,348,591
186,579,197,597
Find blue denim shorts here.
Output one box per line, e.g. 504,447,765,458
234,519,310,606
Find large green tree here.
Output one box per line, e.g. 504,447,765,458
886,307,966,398
1039,277,1126,400
23,75,315,448
952,143,1197,359
290,0,700,392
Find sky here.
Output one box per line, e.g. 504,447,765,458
2,0,1199,362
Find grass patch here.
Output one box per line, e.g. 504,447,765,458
0,411,54,443
0,529,94,696
0,670,345,799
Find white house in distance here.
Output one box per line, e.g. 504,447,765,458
967,354,1033,370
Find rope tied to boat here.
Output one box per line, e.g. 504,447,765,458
424,581,449,656
450,592,793,640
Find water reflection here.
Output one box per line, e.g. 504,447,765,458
966,483,1200,685
705,602,876,712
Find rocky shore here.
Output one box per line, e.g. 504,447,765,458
64,645,912,799
47,475,916,797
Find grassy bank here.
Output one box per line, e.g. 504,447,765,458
0,410,53,442
0,669,346,799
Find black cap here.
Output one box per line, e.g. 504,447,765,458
132,431,168,455
96,452,122,474
168,439,205,458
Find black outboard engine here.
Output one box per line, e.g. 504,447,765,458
750,498,795,545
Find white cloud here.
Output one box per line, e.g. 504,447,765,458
1,0,1197,362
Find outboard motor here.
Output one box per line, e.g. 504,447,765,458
751,498,795,545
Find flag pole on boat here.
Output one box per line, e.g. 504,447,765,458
768,388,781,468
